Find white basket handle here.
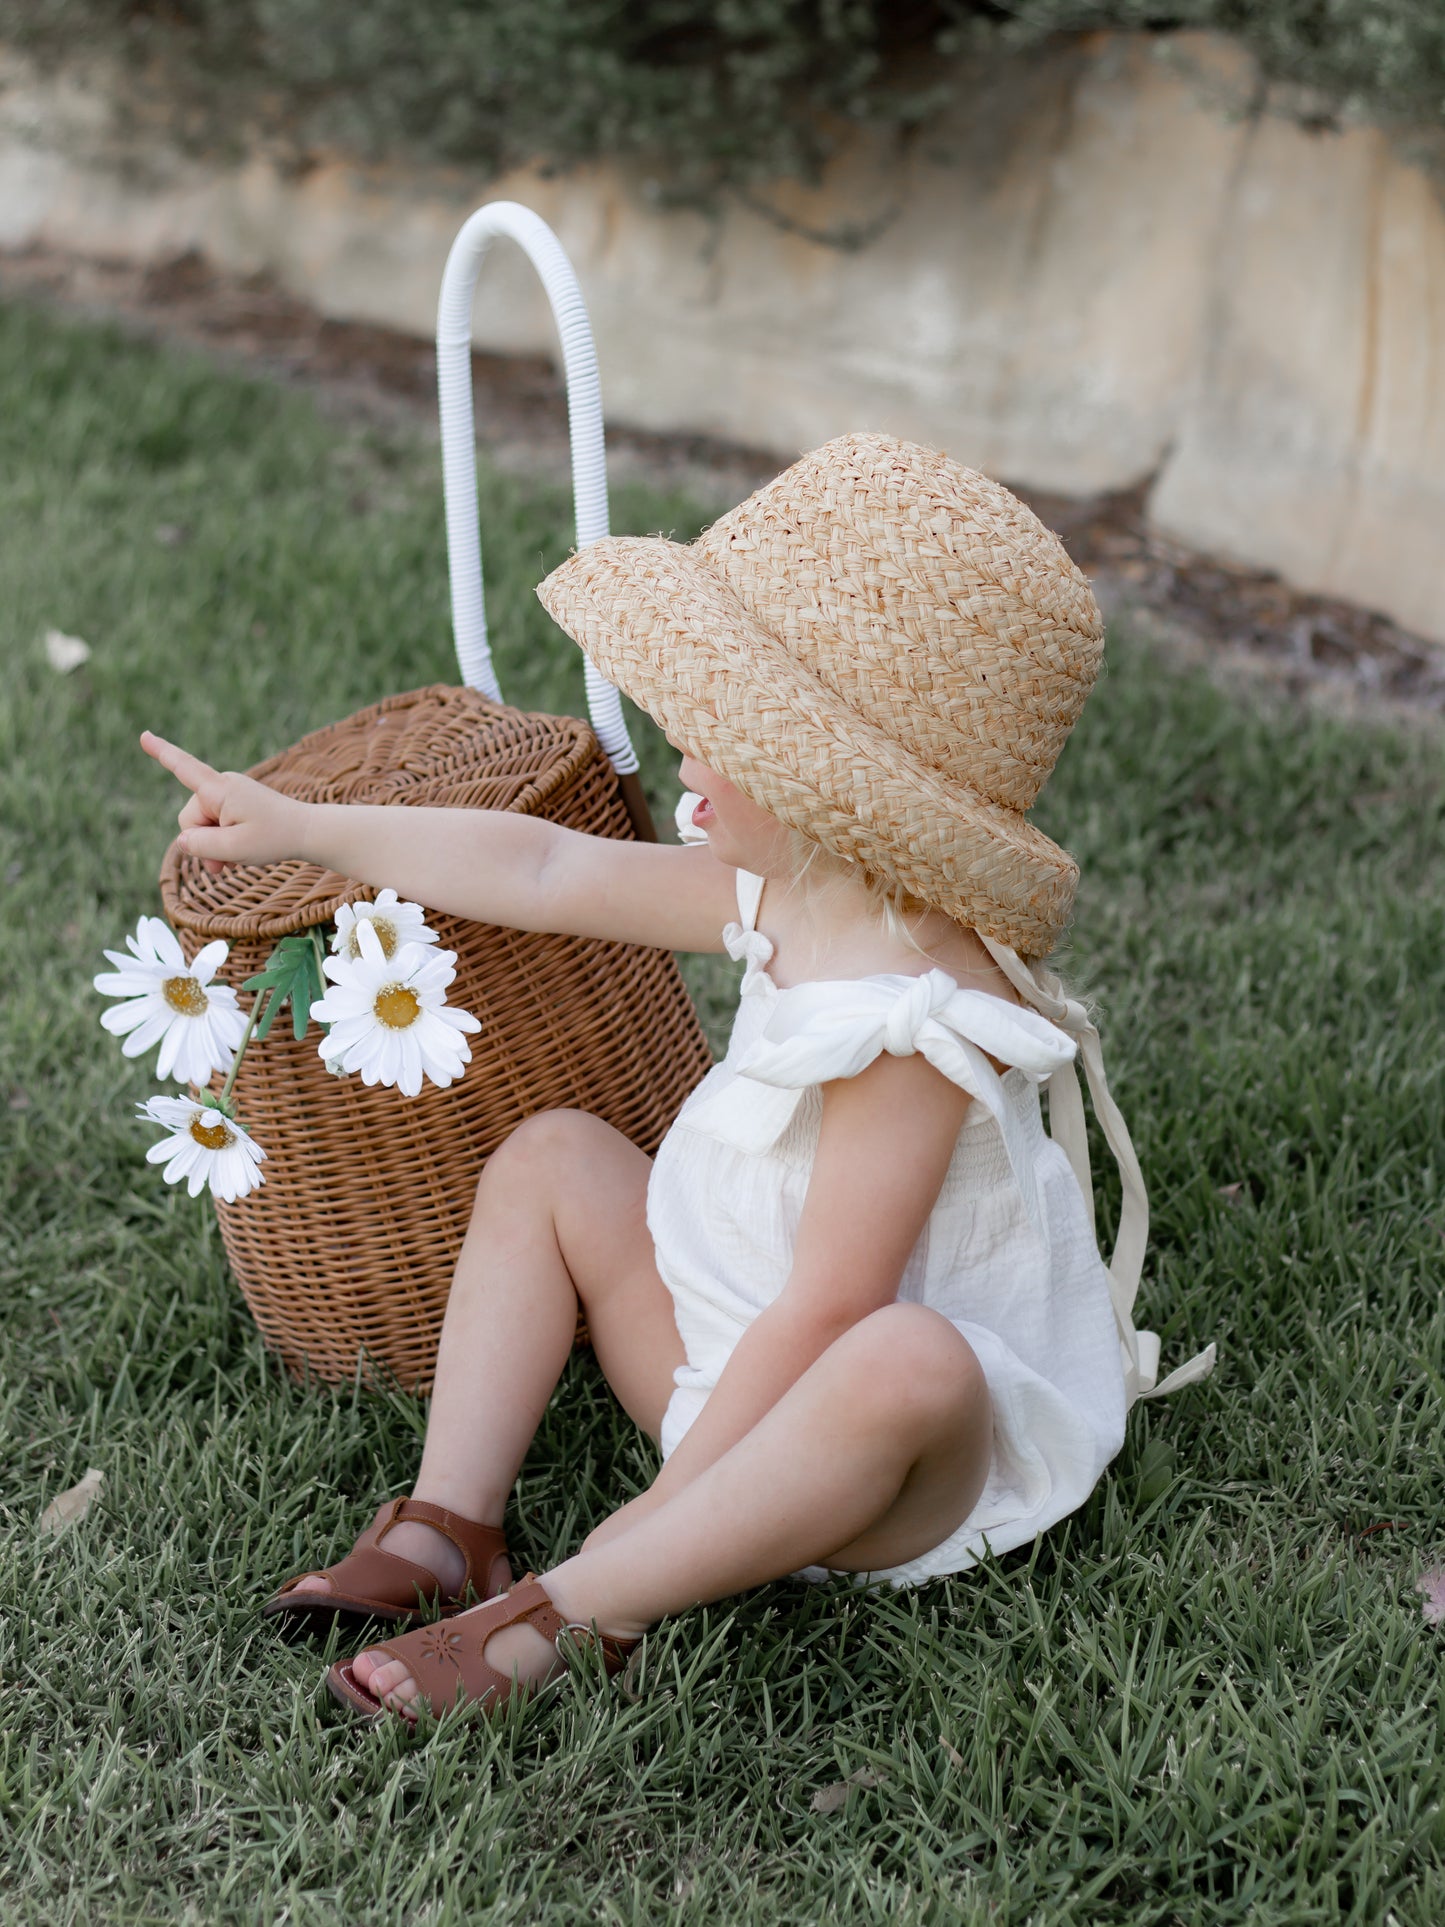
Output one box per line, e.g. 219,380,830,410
436,201,640,780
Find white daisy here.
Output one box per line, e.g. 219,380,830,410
331,888,439,964
136,1094,266,1202
95,916,246,1085
310,918,480,1097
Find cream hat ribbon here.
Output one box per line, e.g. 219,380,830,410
979,935,1217,1407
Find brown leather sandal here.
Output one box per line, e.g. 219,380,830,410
261,1496,512,1636
325,1573,639,1723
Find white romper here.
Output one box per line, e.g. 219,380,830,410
648,868,1148,1589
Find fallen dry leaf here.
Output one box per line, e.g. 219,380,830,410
811,1783,850,1815
620,1645,647,1703
1417,1567,1445,1626
43,628,92,674
810,1768,884,1813
39,1467,104,1536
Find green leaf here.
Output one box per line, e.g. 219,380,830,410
1136,1439,1177,1507
246,928,329,1044
293,941,327,1043
250,985,283,1044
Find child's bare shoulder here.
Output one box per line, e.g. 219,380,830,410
913,915,1023,1006
766,892,1022,1007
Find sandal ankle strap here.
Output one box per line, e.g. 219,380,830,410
508,1574,638,1674
266,1494,510,1621
376,1496,510,1599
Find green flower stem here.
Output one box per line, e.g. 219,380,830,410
211,988,273,1116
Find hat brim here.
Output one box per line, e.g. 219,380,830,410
538,536,1077,957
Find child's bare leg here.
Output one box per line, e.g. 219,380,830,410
355,1303,991,1710
303,1108,683,1595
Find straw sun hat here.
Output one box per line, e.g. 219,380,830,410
538,432,1104,959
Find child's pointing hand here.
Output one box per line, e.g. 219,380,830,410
140,731,307,875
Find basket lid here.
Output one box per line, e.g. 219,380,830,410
160,684,601,940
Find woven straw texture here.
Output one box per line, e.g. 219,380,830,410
540,433,1104,958
159,684,712,1392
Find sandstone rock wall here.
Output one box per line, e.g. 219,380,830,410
3,34,1443,642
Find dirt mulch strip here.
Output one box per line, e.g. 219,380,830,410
5,241,1442,718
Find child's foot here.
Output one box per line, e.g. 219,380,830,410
351,1606,563,1717
345,1573,645,1721
300,1518,469,1601
264,1501,513,1629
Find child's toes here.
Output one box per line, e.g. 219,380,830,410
351,1646,386,1691
370,1658,420,1713
353,1648,417,1711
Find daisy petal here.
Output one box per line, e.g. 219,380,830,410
102,998,156,1037
141,917,186,970
155,1020,183,1081
190,940,230,984
94,970,159,996
120,1009,175,1057
161,1144,199,1185
355,921,385,968
397,1029,422,1098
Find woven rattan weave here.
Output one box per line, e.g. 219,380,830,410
540,432,1105,958
159,683,712,1392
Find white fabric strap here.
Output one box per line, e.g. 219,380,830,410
734,867,766,935
978,936,1216,1406
687,953,1074,1180
736,969,1077,1241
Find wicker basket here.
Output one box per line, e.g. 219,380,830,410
160,685,710,1390
156,204,713,1391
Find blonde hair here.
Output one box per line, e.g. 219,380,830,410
778,827,1083,1009
779,828,935,961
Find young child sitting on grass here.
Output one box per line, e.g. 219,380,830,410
142,432,1211,1723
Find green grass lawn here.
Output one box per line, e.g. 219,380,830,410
2,297,1443,1926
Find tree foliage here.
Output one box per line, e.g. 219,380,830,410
6,2,1445,206
984,2,1445,135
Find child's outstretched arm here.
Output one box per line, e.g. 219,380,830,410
139,730,736,954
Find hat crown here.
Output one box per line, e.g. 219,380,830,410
536,430,1104,956
696,435,1103,812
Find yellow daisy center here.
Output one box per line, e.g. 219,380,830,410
374,983,421,1029
347,915,399,961
189,1112,234,1151
163,974,209,1017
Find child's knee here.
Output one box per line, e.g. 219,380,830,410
842,1303,988,1429
475,1106,603,1200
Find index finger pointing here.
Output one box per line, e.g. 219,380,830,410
140,730,223,797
